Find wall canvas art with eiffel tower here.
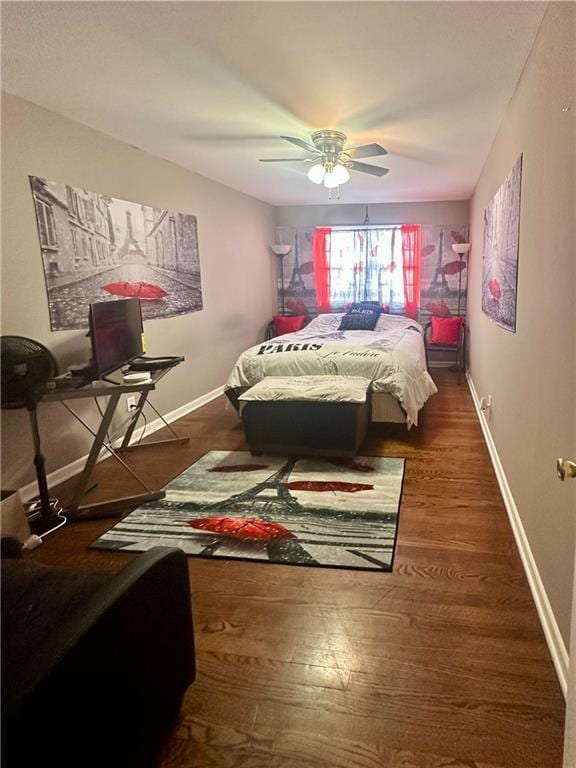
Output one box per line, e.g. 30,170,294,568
419,224,470,320
275,227,319,317
30,176,202,331
274,225,468,322
91,451,405,572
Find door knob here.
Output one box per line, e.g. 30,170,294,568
557,458,576,481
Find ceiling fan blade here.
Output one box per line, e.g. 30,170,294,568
348,161,390,177
345,143,388,159
259,157,310,163
281,135,319,152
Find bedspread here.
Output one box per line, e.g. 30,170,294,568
225,313,437,427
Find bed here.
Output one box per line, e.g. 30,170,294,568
225,313,437,428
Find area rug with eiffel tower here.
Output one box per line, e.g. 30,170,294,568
90,451,405,571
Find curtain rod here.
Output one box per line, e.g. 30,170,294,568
328,224,402,231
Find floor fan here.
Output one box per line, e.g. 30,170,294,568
1,336,66,536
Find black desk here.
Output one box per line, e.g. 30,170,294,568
43,365,189,521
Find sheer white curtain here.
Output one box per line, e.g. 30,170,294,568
328,227,404,309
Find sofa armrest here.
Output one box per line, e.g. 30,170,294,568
5,546,195,768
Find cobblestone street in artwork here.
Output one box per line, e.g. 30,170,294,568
48,262,203,330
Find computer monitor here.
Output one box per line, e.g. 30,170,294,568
89,298,144,379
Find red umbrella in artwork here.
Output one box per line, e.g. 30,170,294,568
102,281,168,300
488,279,502,300
425,301,452,317
442,260,466,276
286,298,309,316
187,517,295,540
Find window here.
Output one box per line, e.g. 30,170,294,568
326,227,404,309
67,187,75,216
170,216,178,264
35,199,58,249
82,198,94,224
71,228,79,257
156,232,164,265
66,188,82,221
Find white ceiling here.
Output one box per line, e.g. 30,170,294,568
1,1,547,206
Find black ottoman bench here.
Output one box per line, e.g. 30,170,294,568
239,375,371,457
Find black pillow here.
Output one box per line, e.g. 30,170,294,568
338,305,380,331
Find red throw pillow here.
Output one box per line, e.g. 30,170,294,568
429,316,464,345
273,315,306,336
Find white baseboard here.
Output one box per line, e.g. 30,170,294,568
19,384,225,503
466,372,569,697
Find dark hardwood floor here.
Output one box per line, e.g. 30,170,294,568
32,370,566,767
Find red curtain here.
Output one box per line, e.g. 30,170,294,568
312,227,332,312
401,224,422,319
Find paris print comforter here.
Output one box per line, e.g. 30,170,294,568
225,313,437,428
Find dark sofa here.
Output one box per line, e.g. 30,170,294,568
1,539,195,768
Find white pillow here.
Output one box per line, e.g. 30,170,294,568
375,313,423,333
304,313,345,333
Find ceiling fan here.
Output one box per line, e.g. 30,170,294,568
259,130,389,188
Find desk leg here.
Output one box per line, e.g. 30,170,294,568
64,392,166,521
66,491,166,521
67,392,121,513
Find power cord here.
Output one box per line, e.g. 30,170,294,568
24,497,67,546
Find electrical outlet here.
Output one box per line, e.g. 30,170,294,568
126,395,137,412
479,394,492,411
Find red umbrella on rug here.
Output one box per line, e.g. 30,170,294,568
208,464,269,473
187,517,295,540
102,281,168,300
283,481,374,493
329,458,375,473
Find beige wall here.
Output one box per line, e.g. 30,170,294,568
1,93,275,488
275,200,469,228
468,3,575,645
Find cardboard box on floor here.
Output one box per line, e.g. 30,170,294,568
1,490,31,544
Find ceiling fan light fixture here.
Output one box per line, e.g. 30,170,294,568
332,164,351,185
262,132,389,196
307,163,326,184
323,171,339,189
